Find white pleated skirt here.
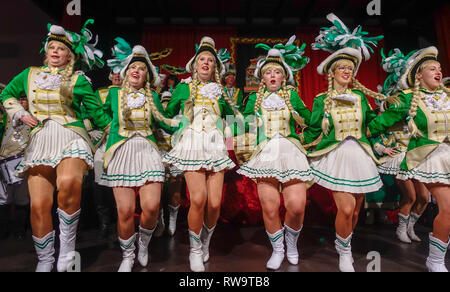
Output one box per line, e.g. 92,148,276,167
396,142,450,184
16,120,93,177
100,136,165,187
377,152,406,175
309,138,383,193
237,133,313,183
160,149,184,178
163,129,235,173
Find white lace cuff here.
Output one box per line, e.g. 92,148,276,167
12,110,31,128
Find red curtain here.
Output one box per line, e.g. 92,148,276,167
142,26,237,80
435,3,450,77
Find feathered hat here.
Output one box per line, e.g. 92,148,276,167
118,44,161,87
186,36,227,76
42,19,104,71
379,48,417,96
107,37,132,75
254,35,310,85
443,77,450,88
312,13,384,75
398,46,439,89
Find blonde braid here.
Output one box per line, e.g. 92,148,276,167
253,81,266,114
321,72,334,135
281,81,306,128
121,74,132,120
144,81,178,126
184,72,198,123
352,77,387,101
60,54,75,97
407,77,423,137
440,83,450,95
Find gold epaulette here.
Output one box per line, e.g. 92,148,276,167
401,89,413,95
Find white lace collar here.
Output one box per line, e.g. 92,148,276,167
422,91,450,111
35,71,62,91
262,92,286,111
127,91,146,109
198,82,222,101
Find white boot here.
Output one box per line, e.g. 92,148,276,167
118,234,136,272
56,209,81,272
33,231,56,272
426,234,449,272
335,233,355,272
189,230,205,272
407,212,422,242
168,205,180,236
396,213,412,243
154,208,165,238
285,225,302,265
137,226,155,267
201,224,216,263
266,229,285,270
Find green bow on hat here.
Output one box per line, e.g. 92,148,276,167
107,37,133,74
42,19,104,72
312,13,383,60
71,19,105,71
256,36,310,72
380,48,417,96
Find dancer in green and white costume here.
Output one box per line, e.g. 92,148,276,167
371,49,429,244
368,46,450,272
162,36,241,272
0,20,110,272
302,14,387,272
100,44,176,272
237,36,312,270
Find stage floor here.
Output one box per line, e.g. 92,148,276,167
0,221,443,272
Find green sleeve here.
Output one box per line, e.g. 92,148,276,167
236,89,244,111
302,96,325,144
73,75,111,130
368,93,410,137
361,94,377,125
164,83,187,118
291,90,311,125
102,89,114,119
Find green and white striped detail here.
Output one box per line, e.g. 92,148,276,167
189,232,201,244
16,150,94,174
312,167,381,188
34,236,54,250
336,235,352,248
268,232,283,243
59,213,80,226
101,170,165,182
238,165,312,182
399,169,450,181
398,214,409,224
119,235,136,250
430,238,448,253
163,153,235,170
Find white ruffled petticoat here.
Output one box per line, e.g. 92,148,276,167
309,138,383,193
396,142,450,184
163,128,235,172
377,152,406,175
16,120,93,176
237,133,313,183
